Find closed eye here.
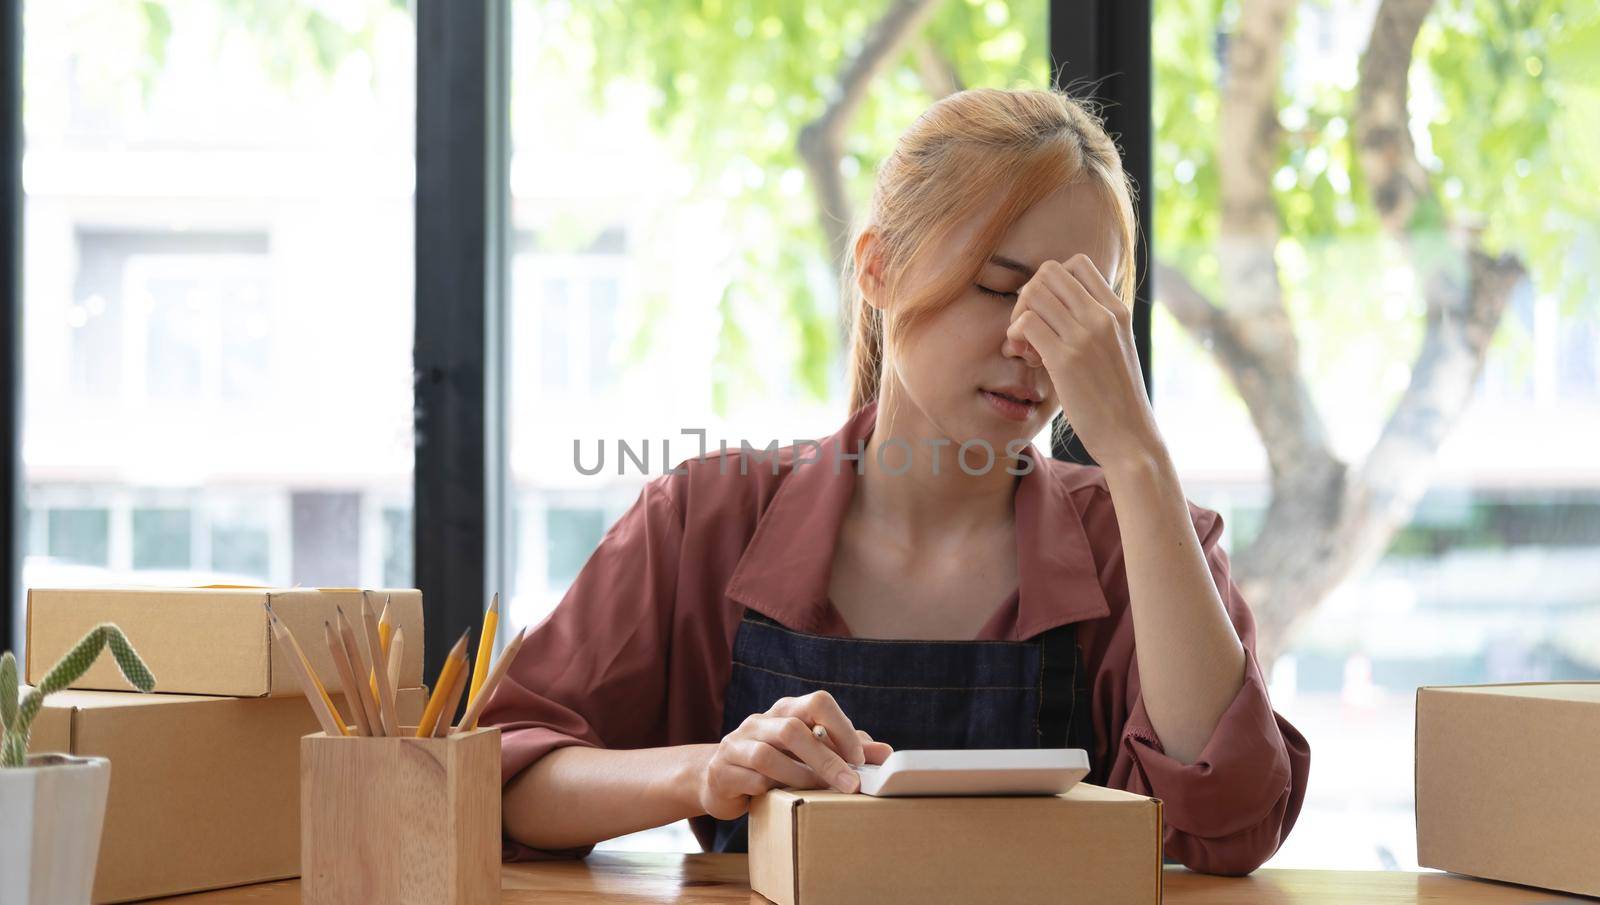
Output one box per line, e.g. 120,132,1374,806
977,285,1018,301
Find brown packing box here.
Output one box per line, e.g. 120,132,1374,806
26,685,427,904
1415,682,1600,898
749,783,1163,905
26,586,425,697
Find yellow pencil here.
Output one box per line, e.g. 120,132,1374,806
431,657,470,738
369,597,394,704
466,593,499,713
264,605,346,737
456,626,527,732
415,630,470,738
361,598,401,737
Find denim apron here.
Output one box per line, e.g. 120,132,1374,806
710,608,1095,853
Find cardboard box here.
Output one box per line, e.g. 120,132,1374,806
26,587,424,697
1416,682,1600,898
26,685,427,904
748,783,1163,905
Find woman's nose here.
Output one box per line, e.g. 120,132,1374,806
1001,334,1043,368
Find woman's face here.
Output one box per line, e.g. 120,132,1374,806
864,180,1122,454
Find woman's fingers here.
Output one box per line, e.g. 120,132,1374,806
1008,311,1057,368
726,736,820,790
861,738,894,764
700,759,777,821
1034,261,1095,329
773,691,866,766
751,716,859,793
1014,273,1079,338
1063,253,1125,316
709,761,778,800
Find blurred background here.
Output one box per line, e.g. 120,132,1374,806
8,0,1599,870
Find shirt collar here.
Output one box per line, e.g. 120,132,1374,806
723,398,1111,639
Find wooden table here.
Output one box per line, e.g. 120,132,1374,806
147,853,1592,903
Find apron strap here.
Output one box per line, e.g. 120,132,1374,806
1036,621,1086,750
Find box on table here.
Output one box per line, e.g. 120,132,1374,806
749,783,1163,905
301,726,501,905
26,586,425,697
1416,682,1600,898
27,685,427,904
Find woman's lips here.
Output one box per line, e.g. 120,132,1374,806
980,388,1037,421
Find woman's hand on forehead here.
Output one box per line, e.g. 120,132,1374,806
1004,253,1162,470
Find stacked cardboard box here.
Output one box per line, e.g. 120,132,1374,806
24,587,428,904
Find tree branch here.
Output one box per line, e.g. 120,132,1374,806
1188,0,1337,481
1154,259,1338,484
1347,0,1528,570
1219,0,1295,239
1153,0,1356,659
1153,261,1236,362
798,0,942,296
1354,0,1434,232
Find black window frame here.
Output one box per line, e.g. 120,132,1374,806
1050,0,1154,463
0,0,1150,675
2,0,20,656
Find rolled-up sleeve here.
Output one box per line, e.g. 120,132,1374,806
1103,504,1311,876
478,473,686,862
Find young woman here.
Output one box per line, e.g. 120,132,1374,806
482,86,1310,876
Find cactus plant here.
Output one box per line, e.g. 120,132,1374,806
0,624,156,767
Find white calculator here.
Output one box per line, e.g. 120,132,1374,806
850,748,1090,797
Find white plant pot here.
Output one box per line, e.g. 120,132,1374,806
0,753,112,905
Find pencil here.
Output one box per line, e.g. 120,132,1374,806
455,626,527,732
264,605,345,737
467,592,499,713
337,606,386,737
369,597,394,704
325,621,373,736
361,598,401,737
431,656,469,738
386,626,405,696
415,630,470,738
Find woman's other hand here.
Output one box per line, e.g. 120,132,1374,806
696,690,894,821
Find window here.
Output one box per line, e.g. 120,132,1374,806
70,231,272,408
27,488,288,586
20,0,417,612
514,226,629,405
131,508,191,571
1152,0,1600,869
211,518,271,581
46,507,109,567
381,506,412,591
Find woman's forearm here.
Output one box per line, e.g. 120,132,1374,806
1102,446,1246,765
503,743,717,851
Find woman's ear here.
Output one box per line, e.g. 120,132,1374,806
855,229,887,310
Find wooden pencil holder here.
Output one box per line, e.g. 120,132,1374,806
300,726,501,905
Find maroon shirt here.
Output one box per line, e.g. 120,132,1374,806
483,399,1310,874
